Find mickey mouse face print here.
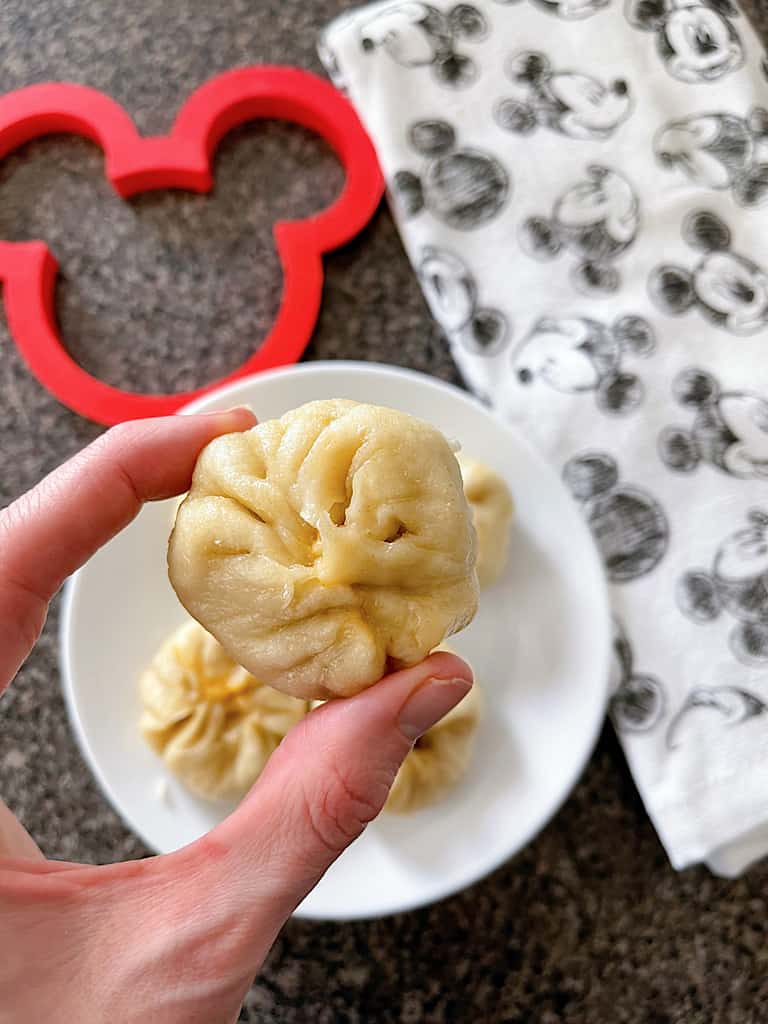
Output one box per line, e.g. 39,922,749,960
650,211,768,335
393,119,510,230
521,165,640,293
495,51,632,141
358,2,488,88
512,315,654,414
659,369,768,479
677,510,768,664
418,247,509,355
626,0,744,83
655,109,768,207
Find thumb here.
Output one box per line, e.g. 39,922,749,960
178,652,472,943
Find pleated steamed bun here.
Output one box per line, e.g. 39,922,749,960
457,455,514,588
385,646,482,814
168,400,479,701
140,620,308,801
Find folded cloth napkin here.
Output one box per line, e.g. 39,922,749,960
320,0,768,876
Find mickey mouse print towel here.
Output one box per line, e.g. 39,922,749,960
321,0,768,876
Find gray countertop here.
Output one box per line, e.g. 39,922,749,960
1,1,768,1021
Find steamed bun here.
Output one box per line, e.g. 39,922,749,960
386,669,481,814
457,455,513,588
140,621,307,800
168,400,478,700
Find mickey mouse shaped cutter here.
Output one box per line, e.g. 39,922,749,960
0,67,384,424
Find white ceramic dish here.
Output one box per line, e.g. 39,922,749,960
60,361,611,920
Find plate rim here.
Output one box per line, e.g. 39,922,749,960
59,359,611,920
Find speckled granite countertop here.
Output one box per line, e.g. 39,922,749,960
1,2,768,1021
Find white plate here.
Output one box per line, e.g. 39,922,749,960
60,361,610,920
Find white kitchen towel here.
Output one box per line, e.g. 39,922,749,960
320,0,768,875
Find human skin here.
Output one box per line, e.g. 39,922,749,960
0,410,473,1024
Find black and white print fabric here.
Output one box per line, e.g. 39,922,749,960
676,508,768,663
609,618,667,734
419,246,511,353
394,119,510,228
358,3,489,87
659,368,768,478
521,165,640,292
495,51,633,140
654,108,768,207
650,210,768,334
494,0,611,20
625,0,745,83
513,314,654,413
321,0,768,876
563,451,669,580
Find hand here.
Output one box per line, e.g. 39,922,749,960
0,412,473,1024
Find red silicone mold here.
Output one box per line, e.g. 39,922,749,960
0,67,384,424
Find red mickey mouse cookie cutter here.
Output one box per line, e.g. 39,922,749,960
0,67,384,425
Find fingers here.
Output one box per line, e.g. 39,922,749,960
172,652,473,956
20,657,470,1023
0,656,471,1023
0,408,256,687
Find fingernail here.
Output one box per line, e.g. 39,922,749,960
202,405,253,416
399,677,472,741
197,405,256,423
